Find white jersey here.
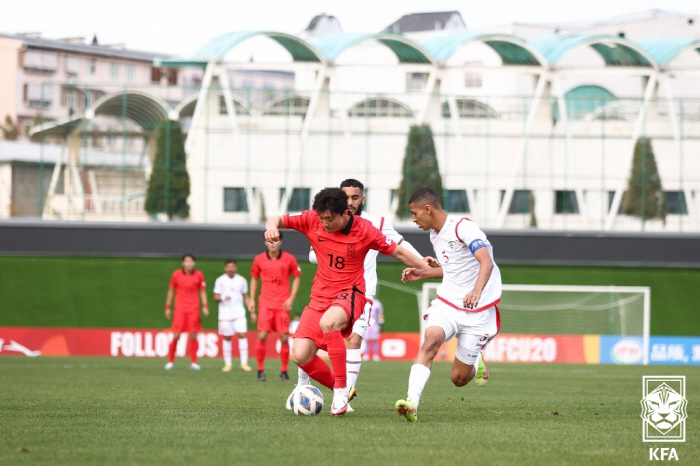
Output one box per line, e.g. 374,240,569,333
310,211,423,299
430,215,502,311
213,273,248,321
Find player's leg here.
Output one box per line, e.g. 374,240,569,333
276,311,291,382
372,339,380,361
232,318,251,371
453,306,499,387
188,330,200,370
166,330,181,369
344,300,370,395
291,337,334,390
219,321,233,371
255,309,272,381
320,305,358,416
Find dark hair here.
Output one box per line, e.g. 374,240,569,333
182,253,196,261
408,187,442,208
312,188,348,216
340,178,364,192
225,259,237,265
278,231,284,240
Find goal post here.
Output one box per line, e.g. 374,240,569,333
420,283,651,365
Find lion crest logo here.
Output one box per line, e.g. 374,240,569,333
640,383,688,435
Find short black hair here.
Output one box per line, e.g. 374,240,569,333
408,187,442,208
278,231,284,240
182,253,196,262
225,259,237,265
340,178,364,192
312,187,348,216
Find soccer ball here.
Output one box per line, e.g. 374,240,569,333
289,385,324,416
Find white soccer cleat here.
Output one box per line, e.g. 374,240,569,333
395,398,418,422
475,352,489,387
164,362,174,370
190,363,201,371
330,386,356,416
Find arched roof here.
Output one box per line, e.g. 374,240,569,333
530,35,657,68
422,33,544,66
314,33,434,64
87,90,171,129
195,31,324,63
174,92,249,118
635,36,700,67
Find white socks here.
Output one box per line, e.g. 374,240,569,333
346,348,362,389
297,367,310,386
223,339,232,366
238,337,248,366
407,364,431,406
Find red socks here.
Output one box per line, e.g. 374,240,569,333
324,330,347,389
168,338,178,363
189,338,199,364
299,356,334,390
255,340,266,371
280,343,290,372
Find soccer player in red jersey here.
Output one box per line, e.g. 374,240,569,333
264,187,428,415
164,254,208,371
249,232,302,382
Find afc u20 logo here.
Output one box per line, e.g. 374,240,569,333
641,376,687,442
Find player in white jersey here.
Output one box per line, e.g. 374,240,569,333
213,259,253,372
292,179,423,412
395,187,502,422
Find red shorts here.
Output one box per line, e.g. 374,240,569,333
172,311,201,333
294,289,367,350
257,308,290,334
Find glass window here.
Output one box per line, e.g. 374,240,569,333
348,98,412,118
501,189,531,214
406,72,429,91
88,59,96,75
280,188,311,212
66,56,80,74
110,63,120,79
665,191,688,215
224,188,249,212
607,191,625,213
554,190,579,214
126,65,135,81
445,190,470,212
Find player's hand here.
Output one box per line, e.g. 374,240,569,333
463,292,481,309
401,268,422,283
165,308,172,320
250,312,257,324
264,227,281,243
247,301,256,313
202,306,209,318
283,297,294,312
423,256,440,267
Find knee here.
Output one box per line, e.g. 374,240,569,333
451,373,469,387
257,333,267,342
279,334,289,344
291,350,310,366
421,337,442,354
345,333,362,349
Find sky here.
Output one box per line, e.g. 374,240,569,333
1,0,699,56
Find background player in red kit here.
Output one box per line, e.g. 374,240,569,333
249,232,302,382
164,253,208,370
264,187,428,415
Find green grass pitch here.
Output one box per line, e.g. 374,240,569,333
1,357,698,466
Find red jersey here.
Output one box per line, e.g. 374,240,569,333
283,210,396,301
169,269,206,313
250,250,302,309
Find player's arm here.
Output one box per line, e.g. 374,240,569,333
284,275,301,311
401,263,444,283
391,244,429,270
165,287,175,319
463,248,494,309
264,215,286,243
248,276,258,315
199,289,209,317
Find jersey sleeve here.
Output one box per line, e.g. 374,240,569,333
169,271,178,289
283,210,314,233
213,277,222,294
368,224,397,256
241,277,249,294
381,218,404,243
250,256,261,278
455,219,487,255
197,271,206,290
289,255,302,277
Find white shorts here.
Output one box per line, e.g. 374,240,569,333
351,301,373,338
425,299,500,365
218,318,247,336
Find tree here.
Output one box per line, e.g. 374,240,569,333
620,137,667,224
1,115,18,140
145,119,190,219
395,124,444,219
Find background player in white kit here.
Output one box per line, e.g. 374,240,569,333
292,179,422,412
213,259,254,372
396,187,502,422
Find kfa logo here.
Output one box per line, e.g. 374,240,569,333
649,448,679,461
641,376,687,442
347,244,355,256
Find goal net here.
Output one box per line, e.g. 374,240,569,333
420,284,650,365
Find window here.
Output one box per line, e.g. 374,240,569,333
167,69,178,86
406,72,429,91
87,59,96,75
65,90,76,109
442,99,498,119
224,188,249,212
501,189,531,214
665,191,688,215
464,63,482,88
126,65,135,81
348,98,412,118
66,56,80,74
151,66,163,84
110,63,120,79
444,190,470,213
24,84,53,107
264,97,310,117
23,51,57,71
607,191,625,213
554,190,579,214
280,188,311,212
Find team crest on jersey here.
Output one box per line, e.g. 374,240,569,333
448,241,458,252
347,244,356,256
